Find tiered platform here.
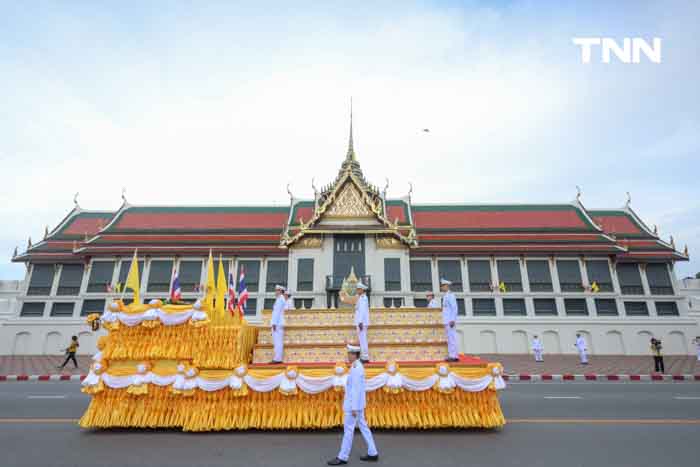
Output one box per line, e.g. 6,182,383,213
253,308,447,363
79,303,506,432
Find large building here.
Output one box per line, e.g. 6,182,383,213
2,121,698,356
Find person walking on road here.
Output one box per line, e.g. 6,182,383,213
327,344,379,465
58,335,79,370
531,335,544,362
651,338,665,373
574,333,588,365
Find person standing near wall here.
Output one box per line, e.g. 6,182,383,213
58,335,79,370
574,333,588,365
531,335,544,363
650,338,665,373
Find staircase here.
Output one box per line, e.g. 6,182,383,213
252,308,448,364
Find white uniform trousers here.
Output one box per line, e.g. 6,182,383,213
272,326,284,362
533,350,543,362
578,348,588,364
338,410,378,461
358,327,369,361
445,324,458,359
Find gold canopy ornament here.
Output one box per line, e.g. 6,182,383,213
340,266,360,298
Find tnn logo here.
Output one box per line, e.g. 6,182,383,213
572,37,662,64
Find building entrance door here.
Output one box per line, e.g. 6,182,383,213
327,235,366,307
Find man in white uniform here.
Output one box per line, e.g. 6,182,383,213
440,279,459,362
426,291,440,309
575,333,588,364
327,344,379,465
341,282,371,363
531,335,544,362
270,285,286,364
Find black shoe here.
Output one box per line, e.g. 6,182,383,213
327,458,348,465
269,361,283,364
360,454,379,462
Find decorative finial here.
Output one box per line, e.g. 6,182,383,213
286,183,294,203
575,185,582,202
684,244,689,256
44,226,49,239
625,191,631,208
13,246,18,257
121,187,127,204
311,177,318,195
73,192,80,208
346,97,355,162
653,225,658,236
27,237,32,249
383,178,389,196
670,235,675,249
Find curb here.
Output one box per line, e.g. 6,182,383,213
503,374,700,382
0,374,85,382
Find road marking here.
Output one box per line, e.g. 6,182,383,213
674,396,700,400
509,418,700,425
0,418,76,424
26,395,67,399
543,396,582,399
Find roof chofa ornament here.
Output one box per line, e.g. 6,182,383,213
27,237,32,249
684,244,689,256
669,235,675,250
121,187,129,206
575,185,582,203
12,246,18,258
44,226,49,239
653,225,659,236
73,192,80,209
625,191,632,208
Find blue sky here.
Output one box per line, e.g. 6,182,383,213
0,0,698,279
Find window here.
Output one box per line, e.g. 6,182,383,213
624,301,649,316
534,298,558,316
557,261,583,292
457,298,466,316
243,298,257,316
468,260,492,292
497,260,522,292
81,299,106,316
264,298,276,309
595,299,618,316
265,261,288,292
237,261,260,292
297,259,314,291
383,297,404,308
87,261,115,293
414,298,428,308
118,259,144,288
503,298,526,316
294,298,313,309
147,260,173,293
617,263,644,295
57,264,85,296
178,260,203,293
51,302,75,317
564,298,588,316
384,258,401,291
20,302,45,317
527,261,553,292
410,260,432,291
646,264,673,295
27,264,55,296
655,301,679,316
438,260,463,292
585,260,614,292
472,298,496,316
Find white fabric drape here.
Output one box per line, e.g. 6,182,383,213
101,308,208,327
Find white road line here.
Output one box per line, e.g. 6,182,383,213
674,396,700,400
543,396,582,399
26,395,67,399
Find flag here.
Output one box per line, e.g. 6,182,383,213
591,281,600,293
204,250,215,310
170,272,182,303
124,250,141,305
237,266,249,318
115,282,122,293
498,281,507,293
215,256,226,319
227,271,237,316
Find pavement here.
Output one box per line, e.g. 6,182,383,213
2,354,699,379
1,381,700,467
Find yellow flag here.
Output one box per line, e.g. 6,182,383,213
204,250,215,311
124,250,141,305
591,281,600,293
498,281,507,293
215,256,227,320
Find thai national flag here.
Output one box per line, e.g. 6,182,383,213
227,271,237,316
170,273,182,303
237,266,249,317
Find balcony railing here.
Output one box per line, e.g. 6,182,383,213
325,275,372,291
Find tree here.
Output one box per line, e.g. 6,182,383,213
695,272,700,279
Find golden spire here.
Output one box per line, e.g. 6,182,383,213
346,97,355,162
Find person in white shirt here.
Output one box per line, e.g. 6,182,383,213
270,285,286,364
284,289,294,311
426,291,440,309
327,344,379,465
440,278,459,362
531,335,544,362
340,282,371,363
575,333,588,364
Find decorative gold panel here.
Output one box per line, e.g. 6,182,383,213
376,236,404,249
325,183,374,218
296,236,323,248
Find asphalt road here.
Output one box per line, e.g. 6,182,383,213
1,382,699,467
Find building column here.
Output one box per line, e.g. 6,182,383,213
490,257,503,317
549,257,561,294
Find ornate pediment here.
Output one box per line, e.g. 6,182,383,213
325,182,375,219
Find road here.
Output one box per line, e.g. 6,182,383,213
1,382,699,467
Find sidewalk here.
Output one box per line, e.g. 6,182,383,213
0,354,698,379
